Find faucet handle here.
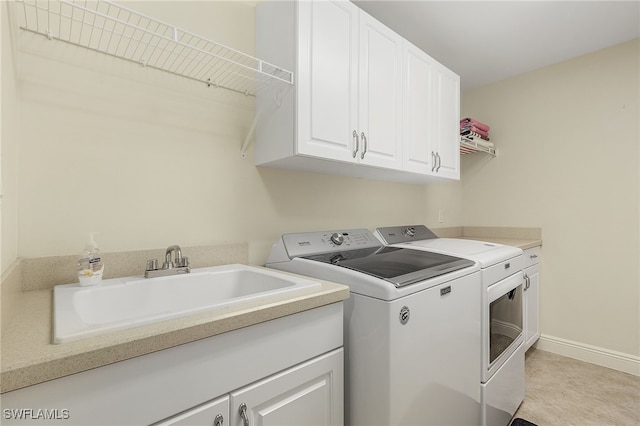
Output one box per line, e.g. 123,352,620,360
146,259,158,271
176,256,189,268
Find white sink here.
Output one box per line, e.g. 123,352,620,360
53,264,320,344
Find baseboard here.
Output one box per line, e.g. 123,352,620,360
535,334,640,376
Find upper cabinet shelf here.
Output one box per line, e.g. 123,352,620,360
16,0,294,97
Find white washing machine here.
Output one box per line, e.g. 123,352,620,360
266,229,482,426
375,225,526,426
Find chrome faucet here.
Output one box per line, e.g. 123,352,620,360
145,244,191,278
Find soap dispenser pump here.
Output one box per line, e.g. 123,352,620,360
77,232,104,286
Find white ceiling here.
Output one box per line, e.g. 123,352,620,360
353,1,640,91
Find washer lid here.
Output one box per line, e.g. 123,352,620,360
302,246,475,287
402,239,522,267
376,225,522,267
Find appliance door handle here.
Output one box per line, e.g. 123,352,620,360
360,132,367,159
352,130,359,158
488,273,523,304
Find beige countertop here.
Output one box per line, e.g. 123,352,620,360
433,226,542,250
1,268,349,394
460,236,542,250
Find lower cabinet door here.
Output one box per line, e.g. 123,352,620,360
153,395,229,426
524,264,540,350
230,348,344,426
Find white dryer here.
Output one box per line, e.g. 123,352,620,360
375,225,525,426
266,229,482,425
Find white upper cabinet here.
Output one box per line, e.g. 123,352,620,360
296,0,359,162
255,0,459,183
403,42,460,179
357,11,403,169
403,42,435,174
431,61,461,179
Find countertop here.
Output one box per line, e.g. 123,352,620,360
433,226,542,251
460,236,542,250
0,267,349,394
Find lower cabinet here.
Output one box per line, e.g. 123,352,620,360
155,349,343,426
523,247,541,350
1,303,344,426
154,395,229,426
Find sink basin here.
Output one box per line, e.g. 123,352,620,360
53,264,320,344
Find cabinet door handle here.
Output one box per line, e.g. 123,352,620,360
530,254,538,259
524,274,530,290
352,130,359,158
431,152,437,172
360,132,367,159
436,153,442,172
239,403,249,426
214,413,224,426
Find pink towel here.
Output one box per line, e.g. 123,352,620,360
460,117,490,132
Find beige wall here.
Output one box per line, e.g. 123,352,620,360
1,1,20,273
461,39,640,357
4,0,636,362
3,1,460,270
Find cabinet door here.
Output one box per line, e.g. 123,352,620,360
230,349,344,426
297,0,359,163
524,264,540,350
402,42,435,174
357,11,403,170
153,396,229,426
431,62,460,180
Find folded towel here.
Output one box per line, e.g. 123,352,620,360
461,130,491,141
460,126,489,139
460,117,490,132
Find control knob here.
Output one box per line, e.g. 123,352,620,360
330,233,345,245
404,227,416,237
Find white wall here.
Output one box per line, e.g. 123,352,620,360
461,39,640,357
1,1,20,273
5,1,461,269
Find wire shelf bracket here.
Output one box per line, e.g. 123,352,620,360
460,136,497,157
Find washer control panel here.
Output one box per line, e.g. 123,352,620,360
376,225,439,245
282,229,382,258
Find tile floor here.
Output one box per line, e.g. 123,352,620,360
514,348,640,425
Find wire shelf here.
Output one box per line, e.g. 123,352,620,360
16,0,294,97
460,136,497,157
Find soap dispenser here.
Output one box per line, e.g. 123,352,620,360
77,232,104,286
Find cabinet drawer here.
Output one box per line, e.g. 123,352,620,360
523,247,541,268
